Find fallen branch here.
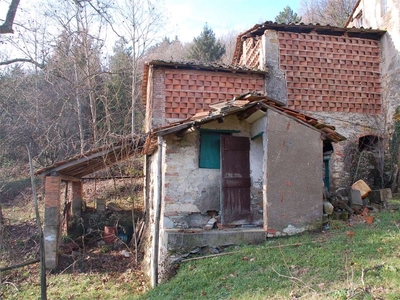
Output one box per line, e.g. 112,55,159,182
2,281,19,292
272,266,316,293
0,259,40,272
361,263,385,290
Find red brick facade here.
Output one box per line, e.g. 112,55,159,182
44,176,61,208
278,32,381,114
163,69,265,120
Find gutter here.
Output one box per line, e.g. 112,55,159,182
151,136,163,287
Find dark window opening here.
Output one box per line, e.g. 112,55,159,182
358,135,382,152
323,140,334,155
323,141,333,192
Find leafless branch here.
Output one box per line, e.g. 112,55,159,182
0,0,20,34
0,58,44,68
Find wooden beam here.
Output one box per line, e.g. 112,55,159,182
236,104,263,120
58,174,81,182
154,123,193,136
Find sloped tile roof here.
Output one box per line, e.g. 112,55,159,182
143,92,346,155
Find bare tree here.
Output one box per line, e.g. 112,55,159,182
299,0,356,26
220,29,240,65
43,0,111,152
0,0,48,67
145,36,189,61
0,0,20,34
112,0,166,136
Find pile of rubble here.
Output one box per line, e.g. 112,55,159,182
323,180,394,227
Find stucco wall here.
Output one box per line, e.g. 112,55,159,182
160,114,267,229
249,116,267,226
265,109,323,235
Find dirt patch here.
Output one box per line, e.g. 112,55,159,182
0,168,147,295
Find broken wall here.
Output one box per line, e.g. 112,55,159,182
265,109,323,236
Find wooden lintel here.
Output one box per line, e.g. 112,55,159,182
58,174,81,182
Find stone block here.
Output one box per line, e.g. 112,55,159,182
44,225,59,270
382,188,392,200
44,206,60,226
165,228,266,252
96,199,106,212
349,189,363,206
369,189,386,204
203,218,217,231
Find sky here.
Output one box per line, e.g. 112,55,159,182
0,0,300,45
163,0,301,43
0,0,300,60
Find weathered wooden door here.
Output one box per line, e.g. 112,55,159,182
220,135,251,225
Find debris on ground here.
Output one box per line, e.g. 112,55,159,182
324,179,394,228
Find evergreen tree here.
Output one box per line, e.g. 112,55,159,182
275,6,302,24
188,24,226,63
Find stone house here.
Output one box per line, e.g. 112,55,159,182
232,22,387,190
346,0,400,188
141,61,345,284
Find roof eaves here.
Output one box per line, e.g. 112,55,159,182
239,21,386,39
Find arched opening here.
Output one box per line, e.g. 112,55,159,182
355,134,385,189
358,135,382,152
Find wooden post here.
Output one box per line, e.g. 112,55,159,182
71,180,83,231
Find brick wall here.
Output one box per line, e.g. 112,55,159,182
239,38,261,68
162,69,265,120
44,176,61,208
278,32,382,114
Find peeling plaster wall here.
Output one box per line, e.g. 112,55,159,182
141,144,164,282
160,114,266,229
249,117,266,226
265,110,323,235
261,30,288,104
162,130,219,229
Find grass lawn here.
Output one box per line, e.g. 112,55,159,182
139,205,400,300
1,200,400,299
